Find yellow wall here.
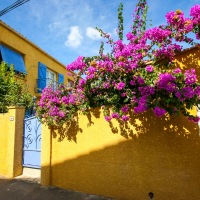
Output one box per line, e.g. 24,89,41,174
0,107,25,178
174,47,200,78
41,108,200,200
0,112,9,175
40,46,200,199
0,21,74,97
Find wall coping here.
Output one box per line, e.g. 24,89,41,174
8,106,25,110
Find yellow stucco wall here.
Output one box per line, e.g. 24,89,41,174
0,107,25,178
39,47,200,199
0,21,74,97
175,47,200,78
41,108,200,200
0,112,9,175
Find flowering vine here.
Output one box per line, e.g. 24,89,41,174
37,0,200,127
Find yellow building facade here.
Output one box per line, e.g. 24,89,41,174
0,20,74,177
0,20,74,98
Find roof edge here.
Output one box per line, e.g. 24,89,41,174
175,44,200,56
0,20,74,73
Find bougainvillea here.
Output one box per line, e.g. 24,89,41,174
37,0,200,127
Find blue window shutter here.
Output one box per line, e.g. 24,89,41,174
38,62,47,93
58,73,64,84
0,44,26,73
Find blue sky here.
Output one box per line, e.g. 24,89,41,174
0,0,199,66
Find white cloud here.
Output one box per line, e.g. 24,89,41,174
48,22,61,32
86,27,101,40
48,22,68,37
65,26,83,48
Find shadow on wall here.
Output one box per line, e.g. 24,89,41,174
51,116,83,143
51,107,199,142
175,47,200,78
43,108,200,200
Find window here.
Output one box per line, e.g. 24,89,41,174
68,80,74,87
46,69,56,87
37,62,64,93
0,44,26,74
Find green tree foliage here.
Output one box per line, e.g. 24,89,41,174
0,62,33,113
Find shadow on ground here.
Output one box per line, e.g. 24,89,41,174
0,178,114,200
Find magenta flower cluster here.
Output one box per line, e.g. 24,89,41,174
145,28,171,43
145,65,154,73
190,4,200,25
166,10,185,29
36,85,83,126
37,0,200,126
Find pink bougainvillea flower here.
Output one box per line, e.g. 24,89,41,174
121,105,129,113
122,115,129,121
184,69,197,85
116,82,125,90
153,106,167,117
145,65,154,73
104,116,112,122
